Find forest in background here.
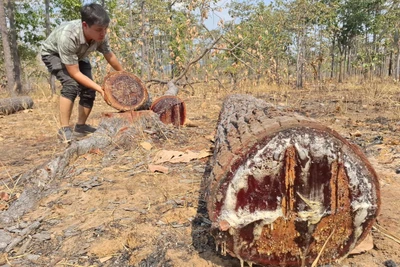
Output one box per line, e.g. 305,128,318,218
1,0,400,95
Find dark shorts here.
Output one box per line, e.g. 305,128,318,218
41,54,96,108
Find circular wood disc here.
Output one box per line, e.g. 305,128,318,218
150,95,186,126
102,71,149,111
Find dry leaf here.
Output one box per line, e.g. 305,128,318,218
349,233,374,255
204,134,215,142
148,164,169,173
197,149,212,159
0,192,9,201
152,150,211,164
0,253,7,265
89,148,103,155
140,141,152,151
99,256,113,263
184,118,199,127
0,202,9,211
350,131,362,137
153,150,184,164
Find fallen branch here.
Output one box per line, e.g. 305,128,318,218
0,114,166,226
5,216,44,253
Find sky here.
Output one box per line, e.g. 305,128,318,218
204,0,272,29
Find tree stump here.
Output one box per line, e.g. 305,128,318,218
102,71,149,111
150,95,186,126
205,94,380,267
0,96,34,115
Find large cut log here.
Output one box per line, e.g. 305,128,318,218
205,94,380,267
102,71,149,111
0,96,34,115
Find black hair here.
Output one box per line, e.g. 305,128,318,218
80,3,110,27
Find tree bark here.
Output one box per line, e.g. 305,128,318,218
204,94,380,267
0,96,34,115
6,0,22,94
0,0,15,93
45,0,56,95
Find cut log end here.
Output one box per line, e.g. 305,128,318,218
102,71,149,111
150,95,186,126
206,94,380,267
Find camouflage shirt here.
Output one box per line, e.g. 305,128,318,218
41,19,111,65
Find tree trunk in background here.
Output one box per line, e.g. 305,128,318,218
0,0,15,94
388,50,393,77
45,0,56,95
140,0,151,81
205,94,380,267
296,31,304,88
338,49,343,83
7,0,22,94
45,0,51,36
330,37,335,79
397,41,400,80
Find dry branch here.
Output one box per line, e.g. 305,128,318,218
148,35,222,95
204,94,380,267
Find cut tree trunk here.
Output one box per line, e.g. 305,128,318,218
102,71,149,111
0,96,34,115
204,94,380,267
150,95,186,126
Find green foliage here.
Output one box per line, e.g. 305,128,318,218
53,0,82,22
3,0,400,89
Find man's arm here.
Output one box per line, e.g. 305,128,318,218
104,52,123,71
65,64,105,97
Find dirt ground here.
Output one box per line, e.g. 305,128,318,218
0,83,399,267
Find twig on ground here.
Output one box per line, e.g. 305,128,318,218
373,224,400,244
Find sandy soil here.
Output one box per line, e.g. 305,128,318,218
0,85,399,267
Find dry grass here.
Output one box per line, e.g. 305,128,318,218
1,76,400,266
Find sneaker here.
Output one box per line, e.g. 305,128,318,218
74,124,96,137
57,127,73,143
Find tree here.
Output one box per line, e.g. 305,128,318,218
6,0,22,93
0,0,15,93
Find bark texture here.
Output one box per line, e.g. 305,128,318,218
0,96,34,115
205,94,380,267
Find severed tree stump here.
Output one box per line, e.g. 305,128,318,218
205,94,380,267
150,95,186,126
0,96,34,115
102,71,149,111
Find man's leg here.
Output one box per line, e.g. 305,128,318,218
59,96,74,128
74,60,97,136
42,55,79,142
77,60,95,125
77,103,91,125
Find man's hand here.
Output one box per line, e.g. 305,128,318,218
102,89,111,105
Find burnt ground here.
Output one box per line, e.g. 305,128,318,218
0,83,399,267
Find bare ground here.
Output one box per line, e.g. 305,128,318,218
0,84,399,267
